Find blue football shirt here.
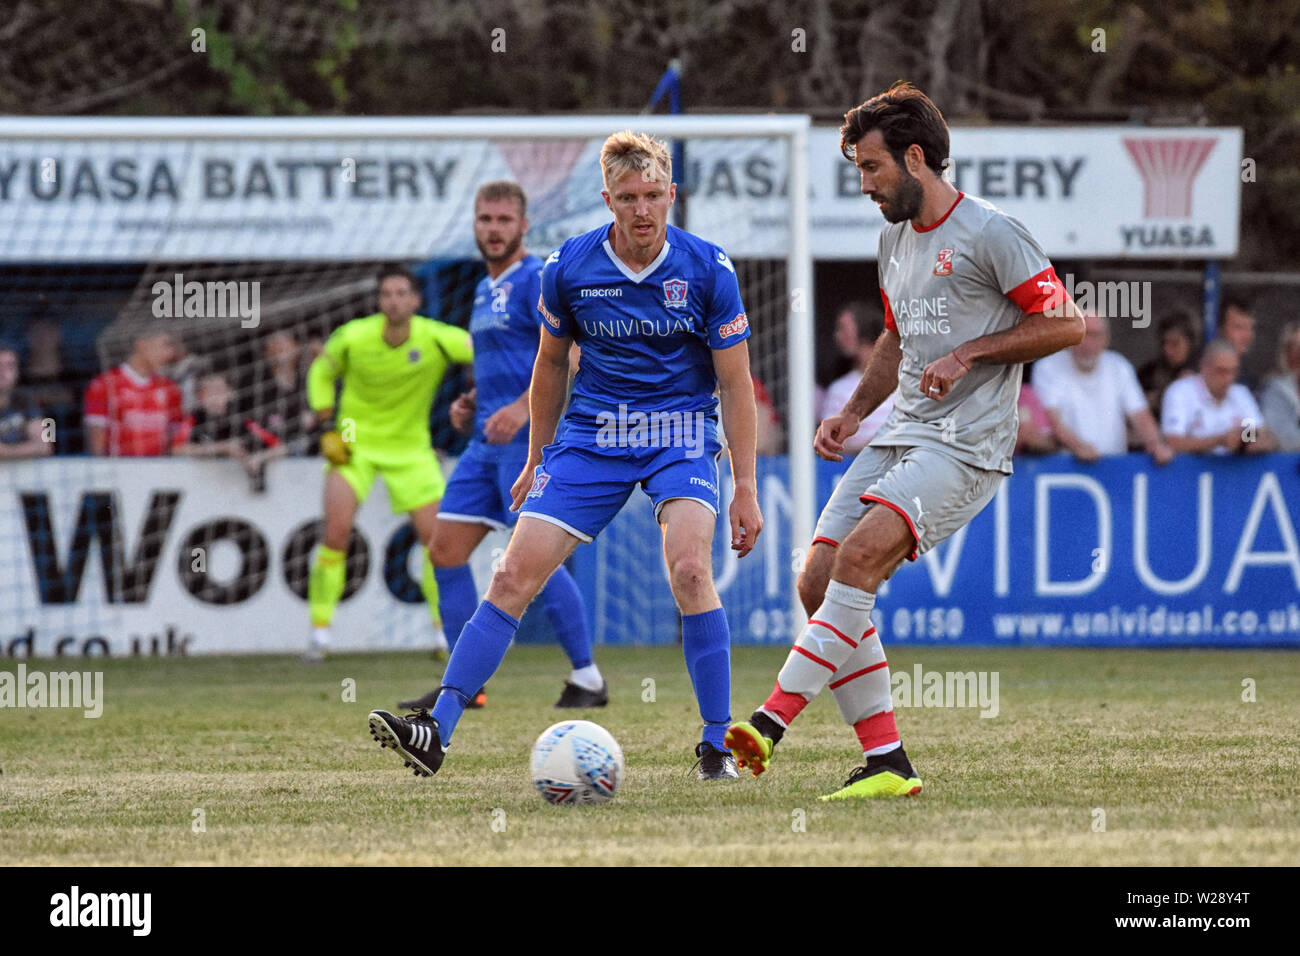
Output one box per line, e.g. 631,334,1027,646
538,223,749,441
468,254,545,452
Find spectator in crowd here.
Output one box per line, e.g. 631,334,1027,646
1138,310,1198,417
249,329,317,455
0,346,52,459
174,371,285,490
1257,322,1300,452
1216,297,1257,389
1033,311,1173,464
717,375,784,455
23,317,76,407
173,373,250,460
83,328,183,456
753,374,784,455
162,333,207,415
1014,382,1056,455
818,301,894,455
1162,339,1277,455
22,318,81,451
301,333,326,372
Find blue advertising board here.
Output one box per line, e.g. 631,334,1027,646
568,453,1300,647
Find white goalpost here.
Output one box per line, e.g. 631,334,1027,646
0,113,815,651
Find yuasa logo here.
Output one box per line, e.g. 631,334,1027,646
719,313,748,339
50,886,151,936
1123,137,1216,218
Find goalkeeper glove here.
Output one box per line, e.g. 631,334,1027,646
318,419,352,465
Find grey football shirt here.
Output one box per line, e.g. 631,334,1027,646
871,192,1061,474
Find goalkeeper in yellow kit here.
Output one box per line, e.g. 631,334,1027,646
304,263,473,660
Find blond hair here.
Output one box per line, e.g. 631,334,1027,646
600,130,672,190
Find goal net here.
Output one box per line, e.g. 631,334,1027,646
0,115,813,655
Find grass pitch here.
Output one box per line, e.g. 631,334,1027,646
1,646,1297,866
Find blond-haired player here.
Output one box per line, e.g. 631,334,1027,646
369,132,763,780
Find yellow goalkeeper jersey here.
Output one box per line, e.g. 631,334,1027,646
307,314,473,454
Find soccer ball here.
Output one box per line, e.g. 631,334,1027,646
530,720,624,806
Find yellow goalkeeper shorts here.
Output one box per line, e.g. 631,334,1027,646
328,448,445,514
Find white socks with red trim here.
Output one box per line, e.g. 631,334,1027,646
769,580,876,707
828,626,899,755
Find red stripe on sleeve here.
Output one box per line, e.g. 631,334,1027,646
1007,266,1066,315
880,290,896,331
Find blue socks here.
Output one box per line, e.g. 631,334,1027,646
682,608,732,750
434,564,477,652
432,600,520,743
539,566,594,670
437,562,591,668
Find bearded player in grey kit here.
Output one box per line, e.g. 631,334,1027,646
726,81,1085,800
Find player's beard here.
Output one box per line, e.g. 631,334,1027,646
879,167,925,224
477,232,522,265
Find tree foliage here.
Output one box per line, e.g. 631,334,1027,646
3,0,1296,264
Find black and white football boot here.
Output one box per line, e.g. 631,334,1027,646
692,741,740,780
368,709,445,777
554,680,610,708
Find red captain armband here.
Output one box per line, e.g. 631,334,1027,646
880,290,897,331
1007,266,1068,316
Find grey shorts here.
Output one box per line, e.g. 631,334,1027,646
813,443,1003,560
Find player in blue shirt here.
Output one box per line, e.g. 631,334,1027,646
396,181,605,712
369,131,764,780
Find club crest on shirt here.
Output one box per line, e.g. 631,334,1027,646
527,471,550,498
408,348,421,363
662,278,689,309
933,248,955,276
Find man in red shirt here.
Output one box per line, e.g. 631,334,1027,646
83,329,183,456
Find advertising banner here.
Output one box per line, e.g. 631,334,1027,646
0,122,1240,261
3,453,1295,656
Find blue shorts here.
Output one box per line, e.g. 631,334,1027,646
518,438,723,543
439,439,530,530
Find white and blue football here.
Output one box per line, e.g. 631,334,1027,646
530,720,624,806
